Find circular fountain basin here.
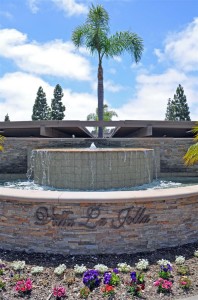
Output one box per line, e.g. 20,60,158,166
33,148,154,190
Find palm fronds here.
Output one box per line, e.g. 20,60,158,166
184,123,198,166
184,143,198,166
0,135,5,152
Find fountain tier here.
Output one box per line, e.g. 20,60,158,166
33,148,154,190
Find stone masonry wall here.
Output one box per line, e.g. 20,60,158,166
0,137,197,177
0,193,197,255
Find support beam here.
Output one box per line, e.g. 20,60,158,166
80,127,94,138
40,126,71,137
127,126,153,137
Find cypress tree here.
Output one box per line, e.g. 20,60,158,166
32,86,51,120
51,84,65,120
4,114,10,121
165,98,176,120
173,84,191,121
165,84,191,121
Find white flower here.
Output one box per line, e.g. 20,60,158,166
31,266,44,274
157,259,172,266
94,264,108,273
54,264,66,275
11,260,26,271
117,262,131,272
74,264,87,274
194,250,198,257
135,259,149,270
175,256,185,265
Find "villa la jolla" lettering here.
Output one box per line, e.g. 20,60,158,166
35,205,150,229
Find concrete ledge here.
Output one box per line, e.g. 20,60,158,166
1,185,198,202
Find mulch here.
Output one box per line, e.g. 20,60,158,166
0,241,198,300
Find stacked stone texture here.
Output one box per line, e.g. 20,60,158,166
0,137,197,177
0,195,197,254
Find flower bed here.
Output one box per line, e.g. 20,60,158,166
0,242,198,300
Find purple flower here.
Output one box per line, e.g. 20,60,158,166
130,272,137,282
161,264,172,272
103,272,112,284
83,269,100,290
113,268,119,274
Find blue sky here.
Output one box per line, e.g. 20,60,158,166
0,0,198,121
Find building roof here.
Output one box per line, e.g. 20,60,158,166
0,120,195,138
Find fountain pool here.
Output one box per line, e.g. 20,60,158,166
0,145,197,256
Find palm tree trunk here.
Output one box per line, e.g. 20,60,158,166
97,62,104,138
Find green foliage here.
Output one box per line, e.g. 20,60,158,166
0,135,5,152
109,272,120,286
87,104,118,121
72,4,143,137
158,269,171,280
4,113,10,121
179,276,192,289
136,272,145,284
32,86,51,120
80,286,90,298
184,142,198,166
165,84,191,121
0,280,5,290
177,265,190,276
87,104,118,134
165,98,175,121
184,123,198,166
51,84,65,120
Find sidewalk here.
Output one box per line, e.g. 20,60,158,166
179,296,198,300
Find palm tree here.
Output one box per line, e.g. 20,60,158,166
72,4,143,138
184,123,198,166
87,104,118,135
87,104,118,121
0,135,4,152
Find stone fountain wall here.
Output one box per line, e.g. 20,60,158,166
0,137,197,178
33,148,154,190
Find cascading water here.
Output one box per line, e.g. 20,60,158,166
26,150,36,180
152,149,158,180
32,148,155,190
144,150,151,183
33,150,51,186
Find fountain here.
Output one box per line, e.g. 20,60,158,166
0,140,198,256
32,147,154,190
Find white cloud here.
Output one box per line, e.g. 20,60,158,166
64,90,97,120
131,62,142,69
0,11,13,20
108,68,116,74
0,72,97,121
116,18,198,121
105,80,125,92
155,18,198,72
27,0,88,15
92,80,125,93
52,0,88,16
0,28,92,81
0,72,52,121
117,69,198,121
27,0,39,13
1,16,198,123
113,56,122,63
